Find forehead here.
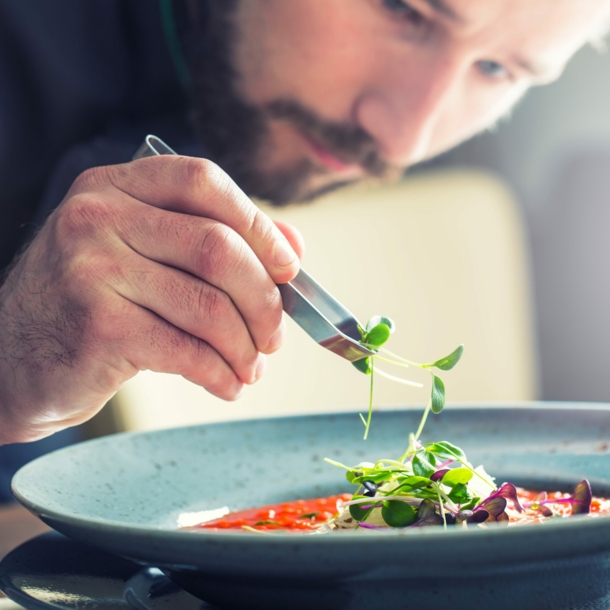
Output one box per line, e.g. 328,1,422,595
446,0,610,64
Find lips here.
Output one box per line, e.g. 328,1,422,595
301,134,362,175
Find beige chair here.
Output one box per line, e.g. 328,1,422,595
112,168,538,432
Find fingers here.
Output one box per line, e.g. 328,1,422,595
112,197,285,354
108,247,264,384
274,220,306,262
106,298,244,401
81,156,300,283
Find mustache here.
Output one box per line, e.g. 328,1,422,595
264,99,398,178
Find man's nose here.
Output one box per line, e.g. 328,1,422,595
355,52,465,166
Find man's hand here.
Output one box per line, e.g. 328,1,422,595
0,156,303,444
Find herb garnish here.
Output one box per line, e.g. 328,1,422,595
324,316,592,531
352,315,463,439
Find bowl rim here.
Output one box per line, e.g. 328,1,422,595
11,401,610,549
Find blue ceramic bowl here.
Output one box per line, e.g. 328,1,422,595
11,403,610,610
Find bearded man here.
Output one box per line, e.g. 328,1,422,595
0,0,608,494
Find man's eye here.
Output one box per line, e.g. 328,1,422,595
477,60,511,80
382,0,423,23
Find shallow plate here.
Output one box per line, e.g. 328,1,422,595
0,532,207,609
11,403,610,610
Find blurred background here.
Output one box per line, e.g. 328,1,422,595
428,43,610,404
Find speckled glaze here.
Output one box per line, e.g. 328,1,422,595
10,403,610,610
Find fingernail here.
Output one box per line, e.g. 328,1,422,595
274,240,296,268
267,319,286,352
254,354,267,382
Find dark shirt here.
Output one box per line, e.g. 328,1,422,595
0,0,198,502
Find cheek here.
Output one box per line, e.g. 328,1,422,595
233,0,377,118
431,82,529,155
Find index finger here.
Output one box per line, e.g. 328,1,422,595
103,155,300,283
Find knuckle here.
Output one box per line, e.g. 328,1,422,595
69,166,111,194
197,284,230,324
180,156,229,200
55,194,114,243
245,207,276,248
197,223,244,278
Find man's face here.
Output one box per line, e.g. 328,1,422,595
191,0,610,205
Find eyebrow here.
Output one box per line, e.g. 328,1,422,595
421,0,464,23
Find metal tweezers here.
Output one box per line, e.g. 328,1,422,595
133,135,374,362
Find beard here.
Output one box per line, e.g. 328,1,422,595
181,0,401,206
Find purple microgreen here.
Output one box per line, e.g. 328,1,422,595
430,469,450,482
536,505,554,517
478,496,507,518
496,512,510,525
571,480,593,515
456,510,473,525
484,483,525,513
413,499,444,527
437,459,455,469
536,491,548,502
417,498,437,519
358,522,386,530
468,509,490,524
362,480,378,497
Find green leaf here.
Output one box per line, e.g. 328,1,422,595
366,316,396,333
439,467,473,487
431,375,445,414
447,483,471,504
365,324,391,347
346,470,361,484
459,497,481,511
392,476,432,495
352,357,371,374
424,345,464,371
427,441,466,460
413,453,436,478
349,497,377,522
349,471,389,486
254,520,280,526
381,500,417,527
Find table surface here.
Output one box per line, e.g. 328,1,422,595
0,503,50,608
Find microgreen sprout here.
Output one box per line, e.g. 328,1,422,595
353,315,464,439
322,314,593,532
